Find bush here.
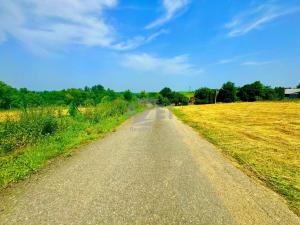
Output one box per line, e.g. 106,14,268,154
68,102,79,117
85,99,128,123
123,90,134,101
0,110,58,155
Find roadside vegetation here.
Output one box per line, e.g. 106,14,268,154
172,101,300,215
157,87,189,106
0,81,149,189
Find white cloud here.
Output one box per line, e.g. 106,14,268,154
241,61,274,66
0,0,164,53
217,52,262,65
146,0,190,29
121,53,203,75
225,3,300,37
112,29,168,50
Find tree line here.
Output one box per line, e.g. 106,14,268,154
0,81,143,109
157,81,299,106
1,80,299,109
193,81,300,104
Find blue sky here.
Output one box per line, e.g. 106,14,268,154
0,0,299,91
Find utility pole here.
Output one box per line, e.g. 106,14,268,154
215,89,219,104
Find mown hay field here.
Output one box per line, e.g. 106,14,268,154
172,101,300,215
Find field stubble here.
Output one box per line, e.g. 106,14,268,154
172,101,300,215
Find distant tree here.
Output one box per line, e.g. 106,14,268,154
0,81,17,109
262,86,276,100
274,87,285,100
194,88,216,104
173,92,189,106
138,90,147,99
157,95,171,106
297,84,300,88
237,81,264,101
159,87,174,101
91,84,105,93
217,82,237,103
123,90,133,101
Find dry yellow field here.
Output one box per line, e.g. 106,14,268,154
0,110,20,121
172,101,300,215
0,107,92,122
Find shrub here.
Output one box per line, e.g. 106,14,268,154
68,102,79,117
123,90,134,101
0,109,58,155
85,99,128,123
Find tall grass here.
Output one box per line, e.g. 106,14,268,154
0,109,59,155
0,99,145,188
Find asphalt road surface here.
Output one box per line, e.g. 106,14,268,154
1,108,299,225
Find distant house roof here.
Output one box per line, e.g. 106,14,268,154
285,88,300,95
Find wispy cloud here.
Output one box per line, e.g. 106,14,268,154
217,52,262,65
145,0,190,29
113,29,168,50
225,3,300,37
241,60,275,66
0,0,163,54
121,53,203,75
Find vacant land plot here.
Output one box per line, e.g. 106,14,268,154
172,101,300,215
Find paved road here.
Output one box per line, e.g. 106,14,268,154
0,108,299,225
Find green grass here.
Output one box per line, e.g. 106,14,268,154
0,100,146,189
179,91,194,98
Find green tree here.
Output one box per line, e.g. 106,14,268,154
173,92,189,106
194,88,215,104
138,90,147,99
238,81,264,101
0,81,17,109
157,95,171,106
217,82,237,103
274,87,285,100
159,87,174,101
262,86,276,100
123,90,133,101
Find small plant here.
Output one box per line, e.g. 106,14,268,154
68,102,79,117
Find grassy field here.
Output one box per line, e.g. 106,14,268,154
179,91,194,98
172,101,300,215
0,101,146,189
